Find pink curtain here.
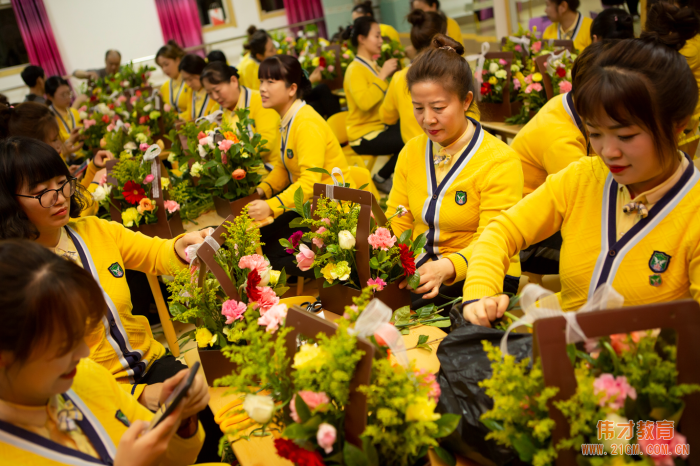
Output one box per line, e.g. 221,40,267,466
10,0,66,77
283,0,327,38
155,0,204,53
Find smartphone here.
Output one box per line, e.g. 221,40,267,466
148,362,200,431
73,160,89,177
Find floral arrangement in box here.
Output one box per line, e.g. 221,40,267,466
87,62,155,97
339,42,356,74
299,47,337,80
376,38,406,70
480,328,700,466
479,58,518,104
215,286,460,465
294,24,327,56
79,102,116,150
166,210,289,350
103,121,154,157
271,30,296,55
280,187,425,292
544,52,577,97
505,65,548,125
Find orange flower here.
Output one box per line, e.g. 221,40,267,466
137,198,155,214
224,131,240,143
232,168,247,180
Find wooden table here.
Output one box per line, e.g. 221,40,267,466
182,209,274,233
481,121,524,142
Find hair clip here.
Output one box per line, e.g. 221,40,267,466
440,45,456,52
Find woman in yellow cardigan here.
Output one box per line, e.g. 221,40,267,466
247,55,354,276
238,26,277,91
342,16,403,192
177,54,220,122
462,35,700,325
156,40,190,115
412,0,464,45
201,61,280,171
542,0,593,51
388,35,523,307
0,240,207,466
351,1,401,43
45,76,85,163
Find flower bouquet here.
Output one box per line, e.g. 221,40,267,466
299,47,338,81
538,51,576,100
79,102,116,151
166,210,288,379
376,37,406,72
215,286,460,465
86,62,155,98
270,30,296,55
280,180,426,314
505,61,548,125
476,52,521,122
339,41,355,74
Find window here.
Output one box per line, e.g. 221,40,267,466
196,0,237,31
0,3,29,71
258,0,285,20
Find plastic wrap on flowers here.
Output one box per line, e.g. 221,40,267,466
435,306,532,465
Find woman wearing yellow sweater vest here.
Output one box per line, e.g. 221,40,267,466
412,0,464,45
0,241,207,466
247,55,354,276
156,41,190,115
237,26,277,91
542,0,593,52
177,55,220,122
388,34,523,307
343,16,404,192
201,61,281,172
463,32,700,325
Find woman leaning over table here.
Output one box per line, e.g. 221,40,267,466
387,34,524,308
156,40,190,115
178,54,220,122
462,6,700,326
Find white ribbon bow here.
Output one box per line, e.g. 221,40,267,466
545,49,571,74
184,229,218,266
350,298,409,367
195,110,223,125
500,283,624,356
142,144,161,199
324,167,346,199
465,42,490,102
508,35,531,55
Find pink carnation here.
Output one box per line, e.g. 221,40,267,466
367,277,387,291
257,303,287,333
143,174,154,183
130,96,138,105
368,227,396,250
106,123,115,132
222,299,247,324
99,173,107,186
218,139,234,153
124,123,131,129
531,83,543,92
238,254,269,276
638,425,688,466
514,44,522,52
317,423,336,454
83,119,96,129
164,200,180,213
593,374,637,410
327,65,335,73
321,218,331,226
163,103,171,112
140,143,150,152
416,368,441,402
252,286,279,313
525,74,533,84
79,105,87,112
558,80,572,93
117,95,127,103
513,78,521,90
531,41,542,52
290,391,330,423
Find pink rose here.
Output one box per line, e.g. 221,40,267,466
117,95,127,103
532,41,542,52
79,105,87,112
316,423,336,454
252,286,279,312
106,123,115,132
558,80,572,93
83,119,96,129
532,83,543,92
609,332,646,354
139,143,150,152
143,174,155,183
327,65,335,73
124,123,131,129
290,391,330,423
593,374,637,410
514,44,522,52
164,200,180,213
367,277,387,291
218,139,234,153
99,173,107,186
525,74,533,84
296,244,315,271
367,227,396,250
638,425,688,466
524,84,533,94
513,78,521,90
163,103,171,112
257,303,287,333
312,226,326,248
222,299,247,324
499,59,507,65
342,53,349,59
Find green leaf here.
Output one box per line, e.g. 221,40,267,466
407,272,421,290
427,320,452,328
566,343,577,366
294,187,304,215
294,393,312,423
301,415,323,430
279,238,293,249
215,174,231,187
400,328,410,335
326,244,340,254
278,268,287,287
398,229,412,244
282,422,314,440
417,334,429,345
323,279,336,288
512,433,537,462
169,302,187,316
416,305,435,318
481,418,504,432
358,183,369,190
434,447,456,466
303,200,311,219
274,286,290,296
434,413,461,437
412,233,427,252
391,306,411,324
314,267,322,279
343,442,369,466
306,167,332,177
362,437,379,466
288,217,305,228
369,257,379,269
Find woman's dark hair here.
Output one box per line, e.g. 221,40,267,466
408,9,447,51
0,137,91,240
0,95,8,107
574,36,698,169
207,50,227,63
201,61,240,85
590,8,635,40
407,34,474,106
549,0,580,12
44,76,69,98
0,240,106,362
244,25,271,59
414,0,441,8
342,16,378,48
0,102,59,143
178,54,207,75
352,1,374,16
259,55,313,99
644,0,700,50
156,40,185,61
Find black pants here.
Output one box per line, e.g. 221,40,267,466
351,124,404,179
260,211,314,278
520,231,562,275
411,275,520,309
138,356,222,463
305,83,341,119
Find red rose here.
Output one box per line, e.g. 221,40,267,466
246,269,262,302
319,56,327,68
135,90,142,97
398,243,416,277
90,95,97,103
480,82,491,95
141,73,146,80
108,103,115,110
556,67,566,78
101,114,110,124
139,115,149,124
274,438,297,459
122,181,146,204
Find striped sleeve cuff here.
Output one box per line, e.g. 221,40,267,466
259,181,274,199
446,252,468,285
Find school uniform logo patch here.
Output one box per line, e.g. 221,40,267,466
108,262,125,278
115,409,131,427
649,251,671,273
455,191,467,206
287,149,294,159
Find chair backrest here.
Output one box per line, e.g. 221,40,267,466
534,300,700,466
348,165,380,200
327,111,349,145
534,54,555,101
529,16,553,37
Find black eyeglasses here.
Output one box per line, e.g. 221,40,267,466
16,178,77,208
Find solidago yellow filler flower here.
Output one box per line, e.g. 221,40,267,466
405,397,441,422
121,207,140,227
195,328,216,348
533,72,543,82
293,344,326,370
269,270,281,286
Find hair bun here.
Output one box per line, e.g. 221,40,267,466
407,9,427,26
247,25,258,36
643,1,700,50
431,33,465,55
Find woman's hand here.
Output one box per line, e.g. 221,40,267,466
247,199,273,221
114,404,184,466
399,258,455,299
159,369,209,420
174,229,212,262
93,149,114,168
138,383,163,411
462,295,510,327
256,187,266,199
309,67,323,84
379,58,399,81
72,93,89,108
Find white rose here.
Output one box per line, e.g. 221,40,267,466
488,62,499,73
92,185,107,202
198,136,212,147
242,394,275,424
510,64,520,73
197,145,207,158
123,141,137,151
338,230,355,250
553,59,562,69
79,111,88,120
566,69,572,80
191,161,203,177
167,152,176,163
97,103,110,114
601,413,631,453
495,69,507,79
258,265,271,287
143,104,152,112
134,133,148,144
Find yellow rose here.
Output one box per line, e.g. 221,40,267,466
488,76,498,85
532,72,543,82
293,344,326,370
312,56,320,67
405,397,441,422
121,207,140,227
195,328,216,348
269,270,281,286
161,177,170,189
321,262,336,284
